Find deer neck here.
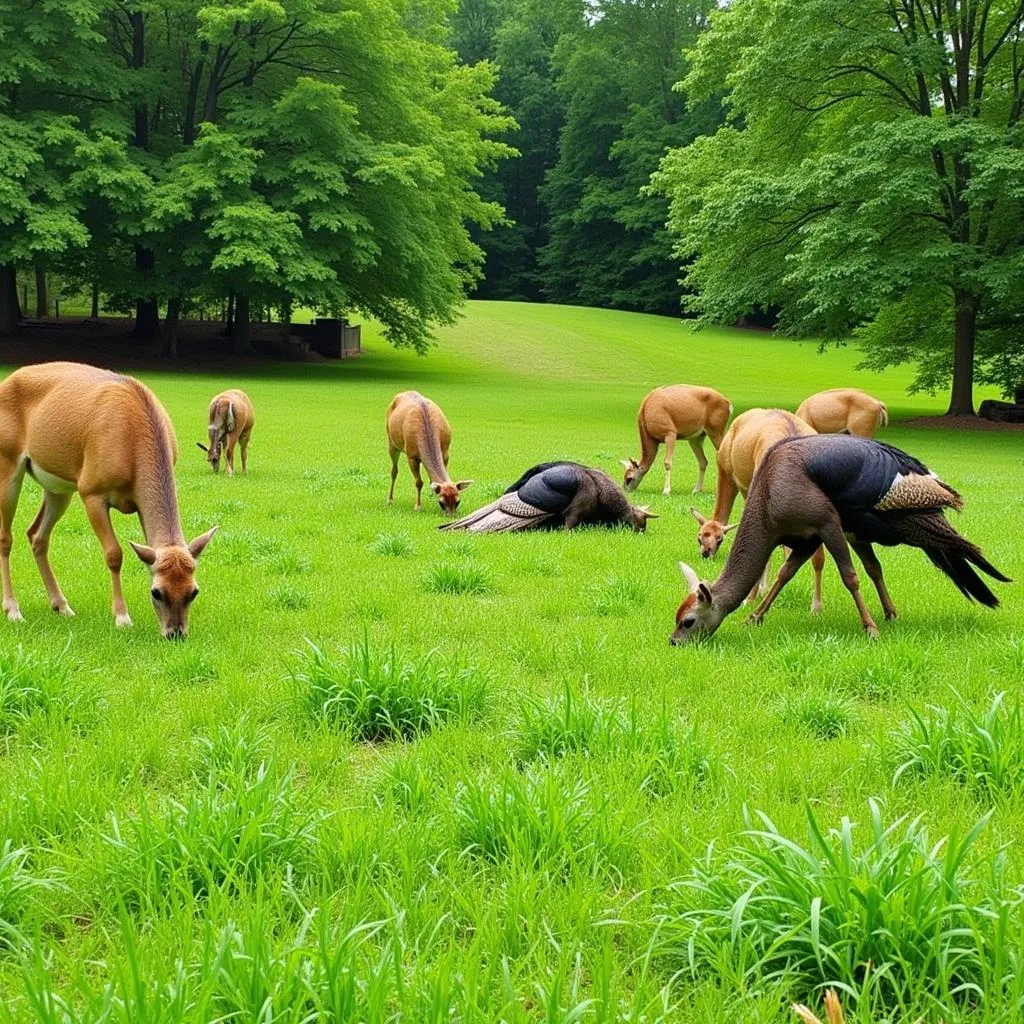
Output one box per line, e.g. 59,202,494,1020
416,408,450,485
637,426,659,476
711,515,774,613
134,441,186,549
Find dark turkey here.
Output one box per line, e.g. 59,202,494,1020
439,461,657,533
794,435,1009,605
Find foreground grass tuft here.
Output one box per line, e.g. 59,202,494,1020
422,560,494,596
778,691,856,739
892,691,1024,797
0,645,80,736
369,532,415,557
655,800,1019,1008
292,635,489,741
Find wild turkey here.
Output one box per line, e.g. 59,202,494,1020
671,435,1010,644
439,461,657,533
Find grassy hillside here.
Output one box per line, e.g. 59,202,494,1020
0,302,1019,1022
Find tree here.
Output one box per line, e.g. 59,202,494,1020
653,0,1024,415
539,0,720,315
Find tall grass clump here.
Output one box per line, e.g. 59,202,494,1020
292,635,489,741
98,761,320,915
589,574,646,616
516,689,718,796
422,560,494,596
454,766,623,876
892,691,1024,798
0,842,51,952
0,645,79,736
778,691,856,740
369,532,415,557
654,800,1021,1012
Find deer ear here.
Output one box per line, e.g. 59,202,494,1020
197,442,209,453
129,541,157,565
619,459,633,470
455,480,473,491
429,482,442,494
188,526,219,559
636,505,659,520
689,506,707,526
698,582,713,606
678,561,700,592
723,523,739,535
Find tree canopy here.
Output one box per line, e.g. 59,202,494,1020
652,0,1024,413
1,0,513,351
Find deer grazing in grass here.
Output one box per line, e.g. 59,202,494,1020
440,461,658,533
0,362,217,638
796,388,888,437
197,389,254,476
689,409,827,614
386,391,472,513
670,435,1009,645
621,385,732,495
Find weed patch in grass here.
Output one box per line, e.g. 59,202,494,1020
369,532,415,557
589,574,647,616
0,645,81,737
423,560,494,596
892,691,1024,798
778,691,856,740
267,582,310,611
291,635,489,741
454,766,622,875
655,800,1019,1012
162,646,219,687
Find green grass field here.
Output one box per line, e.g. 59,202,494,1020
0,301,1021,1022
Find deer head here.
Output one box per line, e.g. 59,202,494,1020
130,527,218,638
689,507,738,559
197,429,223,473
620,458,643,491
669,561,725,645
431,479,472,514
629,505,659,532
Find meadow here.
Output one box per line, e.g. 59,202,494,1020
0,301,1021,1023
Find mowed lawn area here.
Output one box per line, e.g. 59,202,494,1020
0,301,1021,1021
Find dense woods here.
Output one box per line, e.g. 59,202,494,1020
1,0,1021,411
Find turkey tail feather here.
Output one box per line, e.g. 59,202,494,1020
894,511,1011,606
439,497,552,533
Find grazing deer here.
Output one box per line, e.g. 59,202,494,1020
197,389,254,476
440,461,658,533
796,388,887,437
670,435,1009,645
689,408,826,614
0,362,217,638
386,391,471,513
621,385,732,495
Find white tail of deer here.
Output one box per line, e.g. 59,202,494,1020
0,362,217,638
197,388,254,476
621,384,732,495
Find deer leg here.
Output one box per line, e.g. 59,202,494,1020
387,445,399,504
1,461,26,622
688,436,708,494
409,457,424,511
83,494,131,628
240,433,250,476
810,545,825,615
225,437,237,477
747,545,815,625
662,433,677,495
819,519,879,638
851,540,897,621
27,490,75,615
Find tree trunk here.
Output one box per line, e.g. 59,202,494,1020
220,290,235,336
0,265,20,334
131,246,159,339
233,292,252,354
34,264,47,318
163,297,181,358
946,290,978,416
90,281,100,319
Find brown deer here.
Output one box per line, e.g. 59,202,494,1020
689,408,826,614
621,385,732,495
795,388,887,437
197,389,254,476
670,435,1009,645
386,391,471,513
0,362,217,638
